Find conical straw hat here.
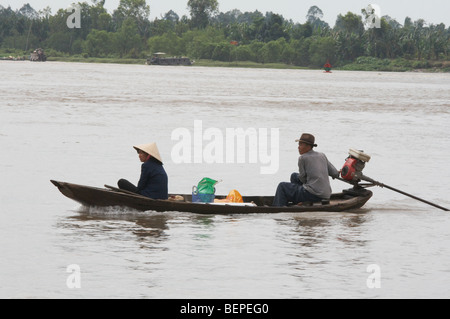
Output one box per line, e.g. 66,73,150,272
133,142,163,163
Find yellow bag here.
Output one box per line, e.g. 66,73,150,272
226,189,243,203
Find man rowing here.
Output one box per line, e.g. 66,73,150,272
273,133,340,207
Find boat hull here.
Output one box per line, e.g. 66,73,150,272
51,180,372,214
147,57,193,66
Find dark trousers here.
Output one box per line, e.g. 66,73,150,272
118,179,139,194
272,173,321,207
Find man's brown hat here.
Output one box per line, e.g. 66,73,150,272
295,133,317,147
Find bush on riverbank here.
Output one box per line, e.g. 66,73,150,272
338,56,450,72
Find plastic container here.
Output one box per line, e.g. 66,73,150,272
192,186,215,203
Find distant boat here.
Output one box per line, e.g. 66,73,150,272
146,52,193,66
30,48,46,62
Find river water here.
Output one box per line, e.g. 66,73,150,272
0,61,449,299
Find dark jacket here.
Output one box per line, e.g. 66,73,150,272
137,158,168,200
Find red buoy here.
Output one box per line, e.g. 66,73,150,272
324,60,332,73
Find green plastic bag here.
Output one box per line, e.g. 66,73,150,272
194,177,219,195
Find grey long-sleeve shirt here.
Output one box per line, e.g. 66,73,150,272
298,150,339,199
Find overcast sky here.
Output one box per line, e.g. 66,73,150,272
2,0,449,26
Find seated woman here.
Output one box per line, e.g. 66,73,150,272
118,143,168,200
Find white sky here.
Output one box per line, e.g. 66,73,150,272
2,0,449,26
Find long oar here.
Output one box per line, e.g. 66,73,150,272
104,184,151,199
354,175,449,211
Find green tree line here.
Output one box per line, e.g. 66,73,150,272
1,0,449,67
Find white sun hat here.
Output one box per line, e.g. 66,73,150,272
133,142,163,163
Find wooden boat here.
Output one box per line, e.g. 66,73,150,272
51,180,372,214
30,48,46,62
146,52,193,66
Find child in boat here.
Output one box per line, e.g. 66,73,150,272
118,143,168,200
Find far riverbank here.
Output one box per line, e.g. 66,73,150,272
2,49,449,72
45,56,450,72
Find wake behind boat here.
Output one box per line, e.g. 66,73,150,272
50,180,373,214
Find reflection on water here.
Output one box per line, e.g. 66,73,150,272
57,206,222,251
52,205,380,298
58,207,170,247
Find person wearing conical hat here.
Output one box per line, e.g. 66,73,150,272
118,142,168,200
272,133,339,207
